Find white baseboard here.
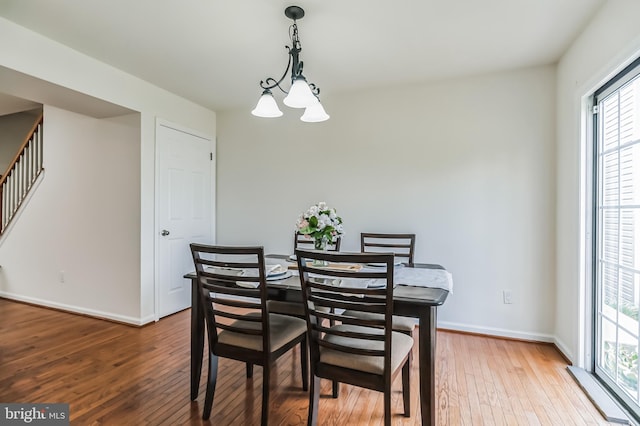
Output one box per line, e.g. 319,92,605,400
0,293,577,359
553,336,575,363
0,291,154,326
438,320,556,344
139,314,157,325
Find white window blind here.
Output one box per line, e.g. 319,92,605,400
595,61,640,418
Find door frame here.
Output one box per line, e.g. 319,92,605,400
587,56,640,419
154,118,216,321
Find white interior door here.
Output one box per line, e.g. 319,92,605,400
156,121,213,318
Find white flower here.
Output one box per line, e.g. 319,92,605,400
296,202,344,243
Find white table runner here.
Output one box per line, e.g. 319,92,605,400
207,263,454,293
281,265,453,293
393,267,453,292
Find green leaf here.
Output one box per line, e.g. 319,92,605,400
298,226,312,235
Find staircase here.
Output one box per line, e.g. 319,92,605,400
0,113,44,235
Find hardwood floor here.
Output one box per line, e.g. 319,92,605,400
0,298,614,425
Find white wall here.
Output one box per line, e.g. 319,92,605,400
218,65,557,340
0,106,142,322
556,0,640,364
0,110,40,173
0,17,216,323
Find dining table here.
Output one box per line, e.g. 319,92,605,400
185,254,451,426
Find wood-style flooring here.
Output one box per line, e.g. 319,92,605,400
0,298,614,425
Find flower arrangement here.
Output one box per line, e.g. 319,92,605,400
295,201,344,249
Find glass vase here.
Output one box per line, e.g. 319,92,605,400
312,237,329,267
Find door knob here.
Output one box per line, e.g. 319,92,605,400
161,230,170,236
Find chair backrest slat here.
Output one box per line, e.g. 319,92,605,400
199,270,259,282
216,322,263,336
196,258,262,269
209,285,260,302
318,340,386,357
211,309,260,323
305,267,387,280
360,233,416,264
308,293,386,314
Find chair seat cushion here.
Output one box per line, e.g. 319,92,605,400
342,310,416,333
218,313,306,352
320,324,413,375
267,300,330,317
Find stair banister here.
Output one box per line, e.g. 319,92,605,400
0,113,44,235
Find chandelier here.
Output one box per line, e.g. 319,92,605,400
251,6,329,123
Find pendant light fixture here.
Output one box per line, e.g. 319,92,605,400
251,6,329,122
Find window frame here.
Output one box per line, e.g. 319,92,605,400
592,55,640,420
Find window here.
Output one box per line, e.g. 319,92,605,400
594,57,640,418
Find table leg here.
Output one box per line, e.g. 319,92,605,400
418,306,437,425
191,277,204,401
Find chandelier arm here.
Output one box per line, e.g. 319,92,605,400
308,83,320,97
260,78,287,94
259,47,294,94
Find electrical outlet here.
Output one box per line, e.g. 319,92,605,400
503,290,513,304
59,270,65,283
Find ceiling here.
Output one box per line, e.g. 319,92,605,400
0,92,40,116
0,0,605,113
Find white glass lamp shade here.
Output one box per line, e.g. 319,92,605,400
300,99,330,123
283,76,317,108
251,90,283,118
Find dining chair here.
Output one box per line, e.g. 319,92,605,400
294,231,342,251
296,249,413,426
266,232,342,318
189,243,308,425
360,232,416,264
350,232,418,339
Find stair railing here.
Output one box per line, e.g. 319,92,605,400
0,113,44,235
